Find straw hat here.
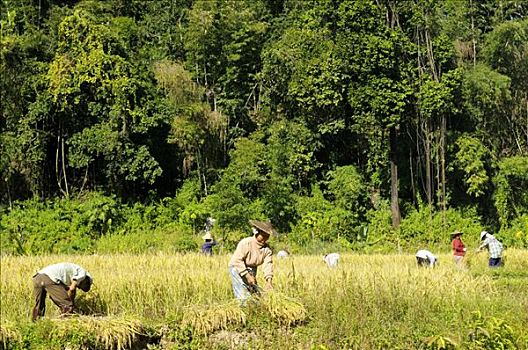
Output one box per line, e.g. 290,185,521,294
202,232,213,240
249,220,278,237
450,230,463,237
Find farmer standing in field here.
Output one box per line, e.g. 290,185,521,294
477,231,504,267
228,220,276,303
451,230,467,267
201,232,217,255
32,262,93,321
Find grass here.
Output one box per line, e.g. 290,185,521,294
1,250,527,349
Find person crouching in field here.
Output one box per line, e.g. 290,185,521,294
415,249,438,267
228,220,276,303
477,231,504,267
323,253,340,268
32,262,93,321
451,230,467,268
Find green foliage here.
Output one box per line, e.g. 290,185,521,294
453,135,490,197
0,193,121,255
498,214,528,249
364,199,394,250
466,311,517,349
398,202,483,248
493,156,528,228
423,334,458,350
289,184,362,245
2,0,528,252
0,192,202,255
325,165,368,214
96,225,197,254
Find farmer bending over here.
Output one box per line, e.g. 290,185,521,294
32,262,92,321
228,220,276,303
323,253,340,268
415,249,438,267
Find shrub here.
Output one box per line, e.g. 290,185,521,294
95,224,196,254
498,214,528,248
0,193,121,255
466,311,517,349
397,203,483,250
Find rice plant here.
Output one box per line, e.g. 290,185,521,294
1,250,527,349
181,300,246,336
259,291,307,326
0,320,21,347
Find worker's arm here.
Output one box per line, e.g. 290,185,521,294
231,240,251,277
67,280,78,301
263,249,273,289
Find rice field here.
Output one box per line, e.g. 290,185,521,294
1,250,527,349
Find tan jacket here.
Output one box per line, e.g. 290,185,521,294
229,236,273,281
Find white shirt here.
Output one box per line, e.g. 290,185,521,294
277,250,289,258
39,262,91,286
324,253,340,267
415,250,437,266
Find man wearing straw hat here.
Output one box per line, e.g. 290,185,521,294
451,230,467,267
32,262,93,321
228,220,277,303
201,232,217,255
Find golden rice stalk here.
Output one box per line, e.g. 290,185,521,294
53,315,143,350
0,321,21,346
75,289,107,316
181,300,246,336
261,291,307,326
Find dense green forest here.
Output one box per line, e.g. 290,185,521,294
1,0,527,254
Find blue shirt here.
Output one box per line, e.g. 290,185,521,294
201,241,217,255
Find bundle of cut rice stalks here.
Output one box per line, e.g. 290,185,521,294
53,315,144,350
75,289,107,316
181,300,246,336
260,291,307,326
0,321,21,347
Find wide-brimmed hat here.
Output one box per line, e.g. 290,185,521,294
202,232,213,240
249,220,278,237
450,230,463,237
480,231,488,240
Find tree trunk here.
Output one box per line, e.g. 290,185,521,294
424,119,432,205
390,127,401,228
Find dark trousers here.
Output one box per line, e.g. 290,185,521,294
416,257,429,267
32,273,74,321
489,257,502,267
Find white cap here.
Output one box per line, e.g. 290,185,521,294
480,231,488,240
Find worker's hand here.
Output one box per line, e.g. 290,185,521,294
68,288,76,301
265,279,273,290
245,273,256,286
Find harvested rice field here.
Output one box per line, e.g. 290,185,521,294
1,250,527,349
